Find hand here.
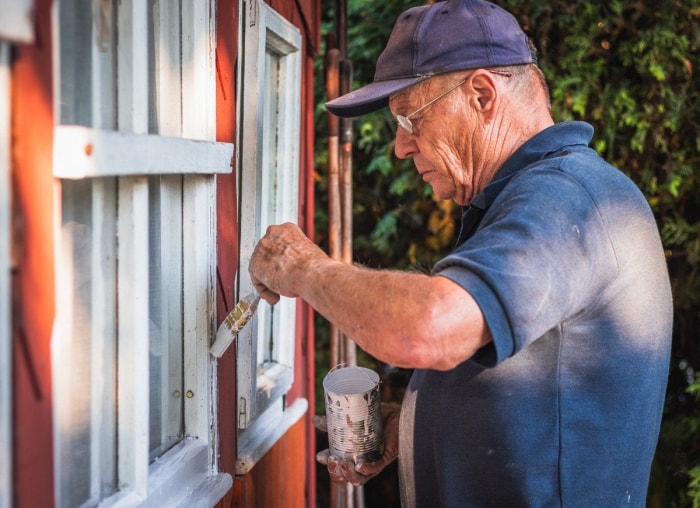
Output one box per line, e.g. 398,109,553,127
313,403,400,487
249,223,327,305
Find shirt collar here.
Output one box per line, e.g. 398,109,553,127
470,121,594,211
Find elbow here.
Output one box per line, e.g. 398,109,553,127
393,316,492,371
396,330,484,371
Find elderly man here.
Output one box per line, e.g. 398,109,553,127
249,0,673,506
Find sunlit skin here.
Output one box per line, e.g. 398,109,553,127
248,66,554,485
389,69,552,205
250,69,554,370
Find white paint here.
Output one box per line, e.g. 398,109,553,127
51,0,231,505
236,1,303,461
53,126,233,179
0,0,34,43
0,40,13,508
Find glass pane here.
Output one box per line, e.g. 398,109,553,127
256,50,283,366
56,179,118,507
148,175,185,461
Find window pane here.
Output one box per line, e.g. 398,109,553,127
148,175,185,461
257,50,282,366
56,179,118,507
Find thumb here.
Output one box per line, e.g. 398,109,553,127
312,414,328,432
316,449,330,465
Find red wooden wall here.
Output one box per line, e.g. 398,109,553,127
215,0,320,507
11,0,56,506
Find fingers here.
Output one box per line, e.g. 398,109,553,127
316,449,330,465
316,449,389,487
248,223,328,299
315,405,401,486
355,461,379,477
316,452,355,485
315,450,370,486
312,414,328,432
252,282,280,305
326,455,371,487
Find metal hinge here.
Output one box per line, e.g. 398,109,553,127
238,396,248,428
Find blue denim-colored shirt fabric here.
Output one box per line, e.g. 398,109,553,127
398,122,673,507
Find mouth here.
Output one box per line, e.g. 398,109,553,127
419,168,435,181
416,164,434,177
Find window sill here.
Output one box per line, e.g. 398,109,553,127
236,397,308,475
101,439,232,508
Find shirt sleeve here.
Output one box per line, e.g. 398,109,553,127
433,164,619,367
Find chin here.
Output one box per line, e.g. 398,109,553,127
429,185,453,202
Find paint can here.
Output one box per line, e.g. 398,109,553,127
323,365,383,465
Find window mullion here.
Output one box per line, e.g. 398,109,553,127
115,0,149,495
90,179,118,500
181,0,216,141
153,0,181,137
117,0,149,135
90,1,116,130
117,177,150,497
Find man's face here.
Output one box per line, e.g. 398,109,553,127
389,75,480,206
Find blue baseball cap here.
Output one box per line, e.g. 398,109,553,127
325,0,534,118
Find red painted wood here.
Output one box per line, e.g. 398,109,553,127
252,417,308,507
215,1,241,506
11,0,56,506
215,2,320,507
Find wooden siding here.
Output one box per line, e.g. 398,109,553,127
11,0,56,506
215,1,242,506
215,1,320,507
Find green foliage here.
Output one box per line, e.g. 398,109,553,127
314,1,700,506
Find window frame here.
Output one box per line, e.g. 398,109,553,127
0,0,33,44
51,1,233,506
234,0,307,474
0,39,12,508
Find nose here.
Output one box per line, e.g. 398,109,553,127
394,127,417,160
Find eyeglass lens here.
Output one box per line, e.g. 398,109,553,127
395,78,467,135
394,70,512,135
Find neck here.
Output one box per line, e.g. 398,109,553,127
474,107,554,197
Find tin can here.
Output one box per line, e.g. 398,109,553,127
323,365,383,465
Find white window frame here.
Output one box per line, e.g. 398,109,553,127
51,1,233,506
0,0,34,44
0,39,13,508
235,0,307,474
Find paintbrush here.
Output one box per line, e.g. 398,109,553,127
210,289,261,358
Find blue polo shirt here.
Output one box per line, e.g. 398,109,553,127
397,122,672,507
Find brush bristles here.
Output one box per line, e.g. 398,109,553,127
209,293,260,357
210,331,235,358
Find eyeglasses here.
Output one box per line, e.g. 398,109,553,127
395,78,466,135
395,70,513,135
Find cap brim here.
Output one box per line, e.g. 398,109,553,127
325,75,430,118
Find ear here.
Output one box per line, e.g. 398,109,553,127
468,71,498,121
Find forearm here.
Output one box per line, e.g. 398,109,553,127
249,223,491,370
296,257,490,370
